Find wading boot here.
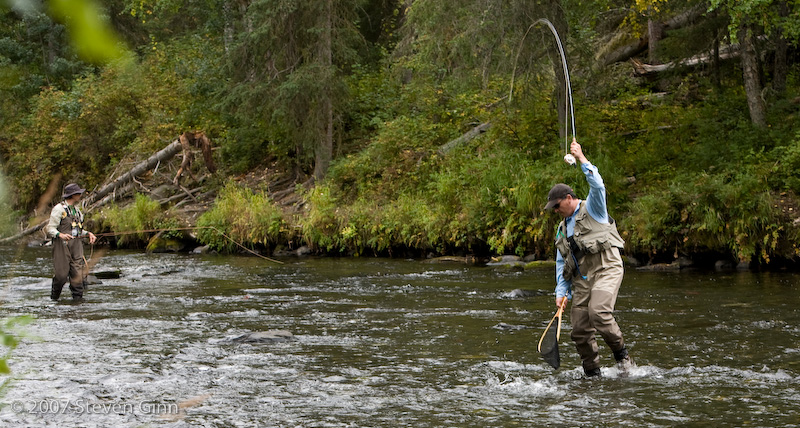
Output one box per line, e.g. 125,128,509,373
614,347,636,377
583,367,601,379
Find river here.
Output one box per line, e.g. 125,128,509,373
0,246,798,427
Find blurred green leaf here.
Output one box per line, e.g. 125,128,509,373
47,0,128,64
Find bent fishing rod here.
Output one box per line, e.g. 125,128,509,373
510,18,578,166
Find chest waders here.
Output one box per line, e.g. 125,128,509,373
555,202,627,374
51,204,86,301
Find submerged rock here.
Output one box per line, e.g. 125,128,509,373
295,246,313,256
146,236,186,253
492,322,529,331
487,255,524,268
423,256,481,264
715,259,735,271
636,262,680,271
192,245,213,254
271,247,294,257
84,274,102,285
523,260,556,269
501,289,546,299
93,270,121,279
231,330,295,344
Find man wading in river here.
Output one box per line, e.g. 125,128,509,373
45,183,97,302
545,140,634,378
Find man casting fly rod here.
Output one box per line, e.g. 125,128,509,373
545,139,634,378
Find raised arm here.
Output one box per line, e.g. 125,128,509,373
571,140,609,224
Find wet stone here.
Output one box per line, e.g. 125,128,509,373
501,289,545,299
84,275,103,285
231,330,295,344
493,322,529,331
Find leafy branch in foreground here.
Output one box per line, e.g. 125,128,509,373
0,315,35,399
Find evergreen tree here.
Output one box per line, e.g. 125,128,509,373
221,0,366,179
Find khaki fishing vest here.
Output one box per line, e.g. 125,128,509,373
55,202,84,238
555,202,625,281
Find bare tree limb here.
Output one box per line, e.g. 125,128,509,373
631,42,740,76
86,139,183,208
437,122,492,156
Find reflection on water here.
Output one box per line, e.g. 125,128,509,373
0,246,799,427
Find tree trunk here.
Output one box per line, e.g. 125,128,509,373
631,42,739,76
738,22,767,127
712,30,721,89
222,1,235,55
438,122,492,155
314,0,334,180
315,97,333,181
647,18,664,65
772,1,790,95
598,4,704,67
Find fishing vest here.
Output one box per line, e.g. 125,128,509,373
555,202,625,281
55,202,84,238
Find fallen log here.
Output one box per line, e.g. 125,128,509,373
631,43,740,76
0,221,48,243
86,139,182,207
597,4,706,67
437,122,492,156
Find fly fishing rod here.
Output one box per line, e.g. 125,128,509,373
510,18,577,165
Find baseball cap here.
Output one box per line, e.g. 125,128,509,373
544,183,574,210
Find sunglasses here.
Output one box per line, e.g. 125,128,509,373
552,200,562,210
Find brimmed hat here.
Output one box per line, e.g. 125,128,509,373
62,183,86,199
544,183,575,210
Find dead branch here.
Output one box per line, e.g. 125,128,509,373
173,131,217,186
437,122,492,156
631,43,740,76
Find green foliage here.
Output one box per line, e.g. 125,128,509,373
99,193,180,245
218,0,366,174
196,182,287,252
625,167,784,263
776,130,800,194
2,52,198,209
47,0,129,64
0,170,18,236
1,0,800,267
710,0,800,42
302,101,568,257
0,315,35,397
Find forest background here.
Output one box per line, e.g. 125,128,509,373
0,0,799,268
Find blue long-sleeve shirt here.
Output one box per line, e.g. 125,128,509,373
555,162,610,299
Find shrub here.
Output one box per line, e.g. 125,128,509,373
99,193,181,246
196,183,286,252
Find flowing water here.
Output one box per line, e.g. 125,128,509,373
0,246,799,427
